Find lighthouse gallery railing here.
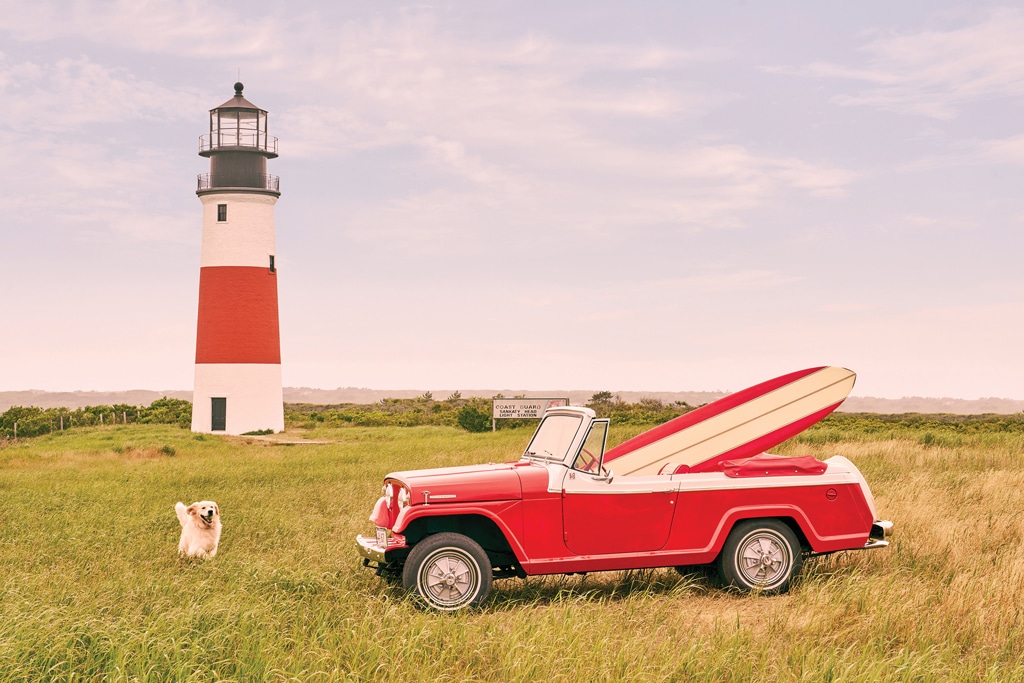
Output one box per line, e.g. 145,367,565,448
197,173,280,192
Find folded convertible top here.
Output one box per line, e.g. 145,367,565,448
721,453,827,478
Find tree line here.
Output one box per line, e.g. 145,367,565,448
0,398,192,439
8,390,1020,443
1,392,699,440
285,392,699,432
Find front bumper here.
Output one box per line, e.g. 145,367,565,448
356,532,409,565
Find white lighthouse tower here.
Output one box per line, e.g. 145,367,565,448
191,82,284,435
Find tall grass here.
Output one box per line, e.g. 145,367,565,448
1,420,1022,681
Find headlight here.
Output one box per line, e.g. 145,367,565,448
397,487,410,509
383,483,394,507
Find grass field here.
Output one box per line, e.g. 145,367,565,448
2,419,1023,682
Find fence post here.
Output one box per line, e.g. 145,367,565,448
60,415,64,431
13,422,16,439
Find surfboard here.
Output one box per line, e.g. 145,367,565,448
603,366,856,476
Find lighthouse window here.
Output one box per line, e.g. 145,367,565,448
217,204,227,222
269,255,275,273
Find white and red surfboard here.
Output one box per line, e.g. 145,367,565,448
603,366,856,475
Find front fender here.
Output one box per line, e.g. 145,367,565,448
393,501,529,562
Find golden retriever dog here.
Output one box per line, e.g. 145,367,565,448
175,500,221,558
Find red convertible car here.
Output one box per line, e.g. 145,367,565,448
357,403,891,611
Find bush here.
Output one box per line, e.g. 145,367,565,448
139,397,192,428
457,406,492,433
0,406,50,438
0,397,194,440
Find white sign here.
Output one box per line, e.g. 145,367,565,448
492,398,569,420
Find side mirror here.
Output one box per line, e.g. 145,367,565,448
593,468,614,484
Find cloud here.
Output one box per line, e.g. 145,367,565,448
273,30,722,157
0,5,863,256
214,13,855,250
0,54,208,131
0,126,196,245
339,138,856,256
3,3,852,214
0,0,285,58
0,46,209,245
767,7,1024,119
978,133,1024,164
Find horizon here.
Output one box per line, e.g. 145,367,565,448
5,386,1024,418
4,385,1024,403
3,3,1023,401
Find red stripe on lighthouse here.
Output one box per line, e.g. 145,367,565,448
195,266,281,364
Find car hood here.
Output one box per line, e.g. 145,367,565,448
387,462,525,504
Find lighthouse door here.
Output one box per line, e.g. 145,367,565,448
211,398,227,431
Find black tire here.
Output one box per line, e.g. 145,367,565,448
717,520,803,594
402,532,492,611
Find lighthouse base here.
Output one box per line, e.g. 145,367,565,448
191,363,284,435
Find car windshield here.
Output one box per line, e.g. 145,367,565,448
524,414,583,462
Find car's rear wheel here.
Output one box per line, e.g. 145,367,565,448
717,519,802,593
403,532,492,611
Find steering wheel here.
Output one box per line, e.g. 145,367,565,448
576,448,599,473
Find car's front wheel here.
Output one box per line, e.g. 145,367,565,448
403,532,492,611
717,519,802,593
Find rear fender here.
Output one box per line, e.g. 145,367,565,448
708,505,861,556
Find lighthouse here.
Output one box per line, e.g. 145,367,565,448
191,82,284,435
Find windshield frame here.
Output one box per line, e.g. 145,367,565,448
570,419,610,473
523,413,584,463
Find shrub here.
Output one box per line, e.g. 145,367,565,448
139,397,192,428
457,406,492,433
0,397,194,440
0,406,51,438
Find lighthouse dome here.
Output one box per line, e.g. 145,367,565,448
197,82,280,195
200,82,278,158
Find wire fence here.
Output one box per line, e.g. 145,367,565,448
1,399,192,440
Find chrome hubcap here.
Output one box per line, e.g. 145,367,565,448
738,532,790,588
420,550,479,608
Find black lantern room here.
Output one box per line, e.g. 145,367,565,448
197,82,280,196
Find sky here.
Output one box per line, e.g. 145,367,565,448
2,1,1023,400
